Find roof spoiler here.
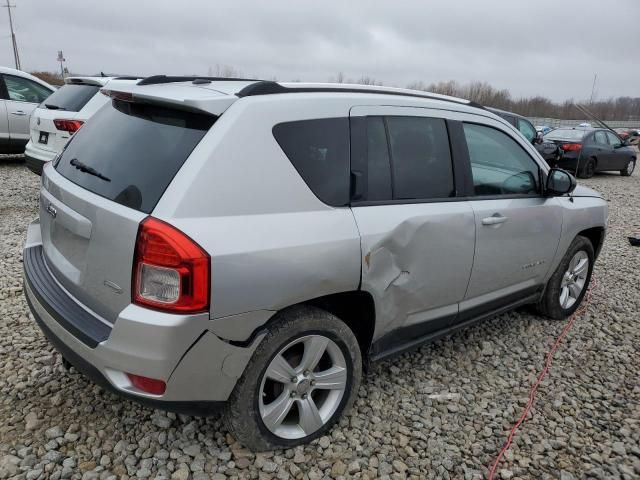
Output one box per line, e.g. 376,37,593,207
137,75,261,86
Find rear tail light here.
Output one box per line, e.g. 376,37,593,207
560,143,582,152
53,119,84,134
133,217,210,313
126,373,166,395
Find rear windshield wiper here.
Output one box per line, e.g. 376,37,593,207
70,158,111,182
44,103,65,110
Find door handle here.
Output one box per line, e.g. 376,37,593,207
11,111,26,116
482,214,508,225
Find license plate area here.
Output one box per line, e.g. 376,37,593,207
38,131,49,145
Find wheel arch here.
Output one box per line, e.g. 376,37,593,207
577,226,605,259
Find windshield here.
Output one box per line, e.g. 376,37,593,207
544,129,588,141
55,99,216,213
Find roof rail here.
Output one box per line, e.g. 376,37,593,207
236,81,486,110
137,75,261,86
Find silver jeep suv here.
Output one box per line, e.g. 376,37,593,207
23,76,607,450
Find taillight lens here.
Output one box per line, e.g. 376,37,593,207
53,119,84,133
133,217,210,313
560,143,582,152
126,373,166,395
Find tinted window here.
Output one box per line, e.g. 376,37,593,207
463,123,539,196
56,99,215,213
605,131,622,147
594,131,608,145
42,84,100,112
3,75,51,103
517,119,536,143
490,109,517,127
273,118,350,206
365,117,392,200
386,116,454,200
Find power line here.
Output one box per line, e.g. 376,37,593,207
3,0,20,70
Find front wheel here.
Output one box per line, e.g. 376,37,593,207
621,159,635,176
224,306,362,451
537,236,594,320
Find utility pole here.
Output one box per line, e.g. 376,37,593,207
3,0,20,70
589,73,598,104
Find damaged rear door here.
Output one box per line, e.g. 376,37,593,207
349,106,476,356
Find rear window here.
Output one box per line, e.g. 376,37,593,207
273,118,350,206
55,99,215,213
41,84,101,112
544,129,587,141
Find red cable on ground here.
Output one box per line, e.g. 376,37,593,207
486,278,597,480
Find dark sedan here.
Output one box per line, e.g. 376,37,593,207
544,127,636,178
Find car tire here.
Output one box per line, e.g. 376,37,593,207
620,159,635,177
536,236,594,320
578,157,596,179
224,305,362,451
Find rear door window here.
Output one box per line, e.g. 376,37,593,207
273,118,350,206
55,99,215,213
41,84,100,112
594,131,608,145
365,117,392,201
385,116,454,200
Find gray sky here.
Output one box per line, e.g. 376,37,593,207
3,0,637,102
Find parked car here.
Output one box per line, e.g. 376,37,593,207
535,125,553,136
24,76,140,174
0,66,55,154
23,78,607,451
544,127,636,178
628,129,640,146
614,128,630,140
487,107,560,164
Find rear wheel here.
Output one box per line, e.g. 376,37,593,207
224,306,362,451
579,157,596,179
621,159,635,176
537,236,594,320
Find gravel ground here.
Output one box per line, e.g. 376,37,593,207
0,155,639,480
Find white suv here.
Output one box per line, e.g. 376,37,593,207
24,76,139,174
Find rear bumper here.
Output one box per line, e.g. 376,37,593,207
24,141,56,175
23,221,264,412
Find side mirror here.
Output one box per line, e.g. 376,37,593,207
534,132,544,144
546,168,576,196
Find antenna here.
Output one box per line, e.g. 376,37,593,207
3,0,21,70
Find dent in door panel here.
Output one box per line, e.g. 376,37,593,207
358,210,475,339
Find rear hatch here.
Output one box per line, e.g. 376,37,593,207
40,96,217,323
31,81,104,153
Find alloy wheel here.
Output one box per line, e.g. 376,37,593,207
258,335,347,440
559,250,589,309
